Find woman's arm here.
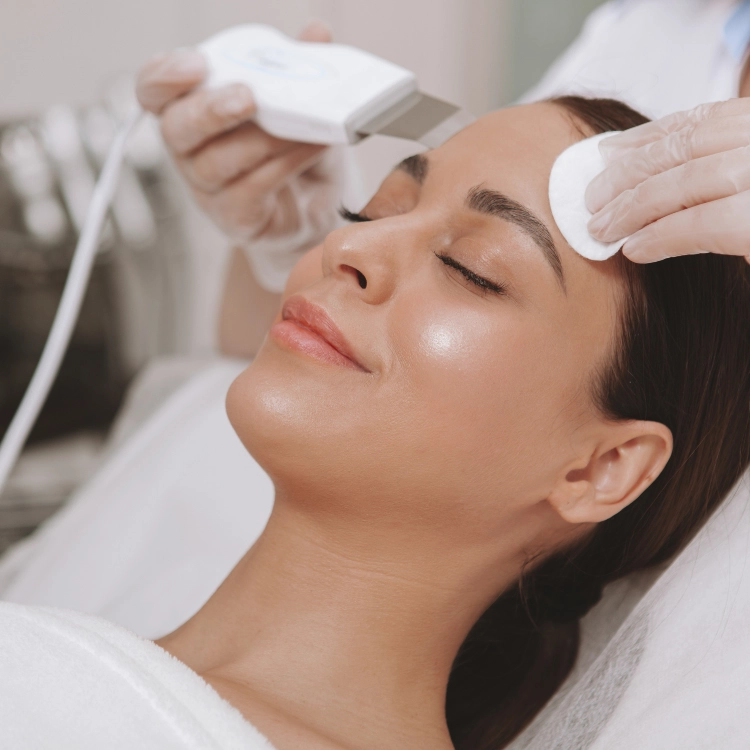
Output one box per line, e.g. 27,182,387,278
218,248,281,359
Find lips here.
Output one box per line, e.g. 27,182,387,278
270,295,369,372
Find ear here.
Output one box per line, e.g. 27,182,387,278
548,421,673,525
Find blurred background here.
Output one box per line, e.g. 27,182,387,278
0,0,606,549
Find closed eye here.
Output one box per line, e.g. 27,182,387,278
339,206,372,223
436,253,507,296
341,206,506,297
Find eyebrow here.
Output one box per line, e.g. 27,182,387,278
466,186,565,290
396,154,565,290
396,153,429,185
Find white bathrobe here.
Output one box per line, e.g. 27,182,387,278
0,601,276,749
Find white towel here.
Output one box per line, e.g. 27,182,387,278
0,601,277,749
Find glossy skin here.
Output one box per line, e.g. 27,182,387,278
159,103,671,750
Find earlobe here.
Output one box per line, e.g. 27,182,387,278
547,477,595,525
549,421,673,525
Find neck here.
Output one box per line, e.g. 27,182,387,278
159,493,524,749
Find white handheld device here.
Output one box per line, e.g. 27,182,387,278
199,24,474,147
0,25,474,495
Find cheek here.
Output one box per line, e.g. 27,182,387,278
225,351,369,489
389,297,583,491
419,322,469,360
397,296,546,399
283,244,324,298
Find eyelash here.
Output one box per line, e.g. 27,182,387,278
338,205,507,297
339,206,370,223
434,253,507,296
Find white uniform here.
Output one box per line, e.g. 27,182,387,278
522,0,750,116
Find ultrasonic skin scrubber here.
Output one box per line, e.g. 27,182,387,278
199,25,475,147
0,25,475,493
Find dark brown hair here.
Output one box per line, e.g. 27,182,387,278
445,96,750,749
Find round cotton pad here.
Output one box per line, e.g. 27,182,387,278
549,131,627,261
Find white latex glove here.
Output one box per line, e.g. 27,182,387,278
136,21,343,291
585,99,750,265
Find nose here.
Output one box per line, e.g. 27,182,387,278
320,219,403,304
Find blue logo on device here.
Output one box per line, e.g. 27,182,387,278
226,46,334,80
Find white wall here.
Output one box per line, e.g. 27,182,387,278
507,0,607,101
0,0,509,120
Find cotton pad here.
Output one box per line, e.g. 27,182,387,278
548,131,627,261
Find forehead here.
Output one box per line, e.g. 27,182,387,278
429,103,579,243
414,102,625,356
426,102,621,292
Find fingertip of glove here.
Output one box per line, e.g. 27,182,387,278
597,133,636,165
137,48,208,111
298,20,333,43
621,240,654,264
584,176,605,214
142,48,207,88
162,47,208,78
586,210,610,241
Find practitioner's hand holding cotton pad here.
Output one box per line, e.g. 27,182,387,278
549,132,628,261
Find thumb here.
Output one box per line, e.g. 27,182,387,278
298,20,333,43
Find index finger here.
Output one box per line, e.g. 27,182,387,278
622,190,750,263
136,49,208,114
598,99,750,160
586,114,750,213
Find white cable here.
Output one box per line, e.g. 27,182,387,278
0,108,143,495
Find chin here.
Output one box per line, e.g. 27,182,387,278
224,345,509,528
225,345,374,495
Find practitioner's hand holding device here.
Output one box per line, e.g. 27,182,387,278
136,22,339,284
196,24,469,145
585,99,750,265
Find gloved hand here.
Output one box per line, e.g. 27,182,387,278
135,21,343,291
585,99,750,265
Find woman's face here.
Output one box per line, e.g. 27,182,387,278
227,103,624,543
